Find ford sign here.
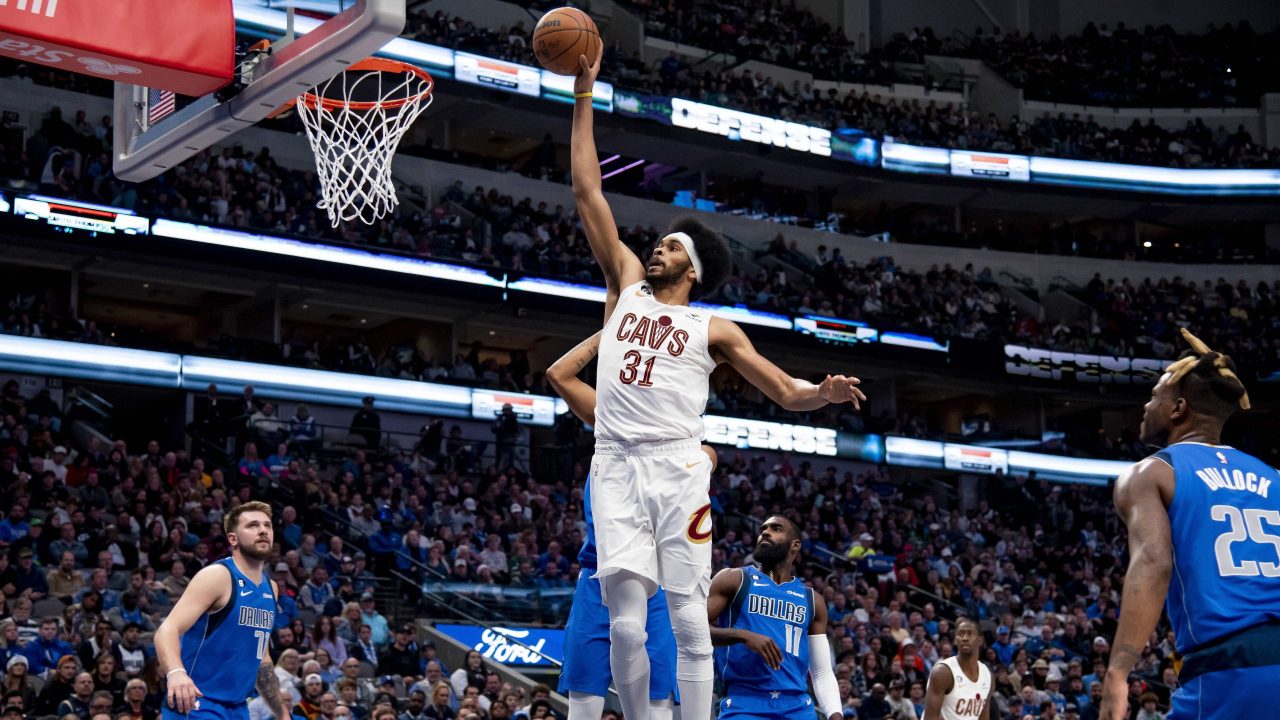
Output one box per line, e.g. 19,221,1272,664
435,624,565,667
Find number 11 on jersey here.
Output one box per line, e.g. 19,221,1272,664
784,624,804,657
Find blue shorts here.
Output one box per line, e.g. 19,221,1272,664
1169,664,1280,720
558,570,678,700
161,696,248,720
719,691,814,720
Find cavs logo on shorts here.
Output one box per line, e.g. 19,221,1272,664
686,503,712,544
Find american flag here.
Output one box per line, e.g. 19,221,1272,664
147,88,176,125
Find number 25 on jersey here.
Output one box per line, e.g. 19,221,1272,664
1212,504,1280,577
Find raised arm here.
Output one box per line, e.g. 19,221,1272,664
572,52,645,304
546,333,602,426
1100,458,1174,720
154,564,231,713
710,317,866,412
806,593,842,720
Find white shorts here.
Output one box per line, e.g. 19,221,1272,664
590,439,712,598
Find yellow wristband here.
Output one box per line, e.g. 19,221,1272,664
574,91,593,99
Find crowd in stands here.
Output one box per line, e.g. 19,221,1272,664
0,357,1186,720
887,22,1278,108
615,0,1278,112
396,8,1280,170
4,94,1280,376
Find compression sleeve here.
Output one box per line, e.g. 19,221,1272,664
808,634,841,718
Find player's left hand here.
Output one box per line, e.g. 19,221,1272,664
818,374,866,409
1098,673,1129,720
574,51,601,95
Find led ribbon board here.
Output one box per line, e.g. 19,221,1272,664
0,335,1128,482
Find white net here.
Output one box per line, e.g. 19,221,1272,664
297,60,434,226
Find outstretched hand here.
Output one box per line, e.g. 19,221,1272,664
573,51,602,95
818,375,866,409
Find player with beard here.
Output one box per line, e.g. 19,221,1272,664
705,516,842,720
156,501,288,720
1101,330,1277,720
923,617,991,720
572,51,865,720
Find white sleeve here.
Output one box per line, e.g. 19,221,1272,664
808,634,841,718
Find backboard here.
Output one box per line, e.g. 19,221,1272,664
112,0,406,182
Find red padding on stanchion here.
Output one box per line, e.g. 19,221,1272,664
0,0,234,96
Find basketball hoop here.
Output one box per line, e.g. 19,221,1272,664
296,58,434,226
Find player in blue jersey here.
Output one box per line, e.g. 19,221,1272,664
155,500,288,720
706,515,842,720
1101,329,1279,720
547,332,718,720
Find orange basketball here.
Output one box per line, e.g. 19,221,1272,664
532,7,601,77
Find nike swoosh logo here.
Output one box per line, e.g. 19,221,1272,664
686,462,702,469
752,581,768,587
635,290,648,297
240,590,254,597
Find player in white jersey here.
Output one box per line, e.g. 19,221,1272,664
923,618,992,720
570,52,866,720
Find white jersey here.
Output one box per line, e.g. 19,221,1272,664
595,281,716,443
936,656,991,720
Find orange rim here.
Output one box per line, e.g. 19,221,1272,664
299,58,434,112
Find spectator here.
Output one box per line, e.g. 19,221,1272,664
34,655,79,715
313,616,349,668
12,548,48,600
349,397,381,450
289,404,321,455
56,671,94,720
424,680,455,720
237,442,271,485
1,656,35,710
299,567,335,615
349,624,378,667
376,625,419,679
401,688,430,720
115,624,149,678
490,404,519,470
250,402,288,447
448,651,486,700
47,552,84,602
22,617,74,676
118,678,157,720
293,673,327,720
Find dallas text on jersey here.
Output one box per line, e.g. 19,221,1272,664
747,594,808,625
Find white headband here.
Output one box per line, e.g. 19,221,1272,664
665,231,702,282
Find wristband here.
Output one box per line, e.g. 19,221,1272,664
167,668,188,678
574,91,593,99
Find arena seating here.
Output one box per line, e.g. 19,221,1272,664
0,364,1175,720
3,98,1276,375
6,12,1280,171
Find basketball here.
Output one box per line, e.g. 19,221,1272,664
532,7,601,76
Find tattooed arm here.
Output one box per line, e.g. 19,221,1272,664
257,660,288,720
259,579,289,720
546,332,601,426
1099,459,1174,720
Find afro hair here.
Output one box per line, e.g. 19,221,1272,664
665,215,732,301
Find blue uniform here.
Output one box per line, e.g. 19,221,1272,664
162,558,276,720
716,567,816,720
559,479,678,700
1155,442,1280,720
